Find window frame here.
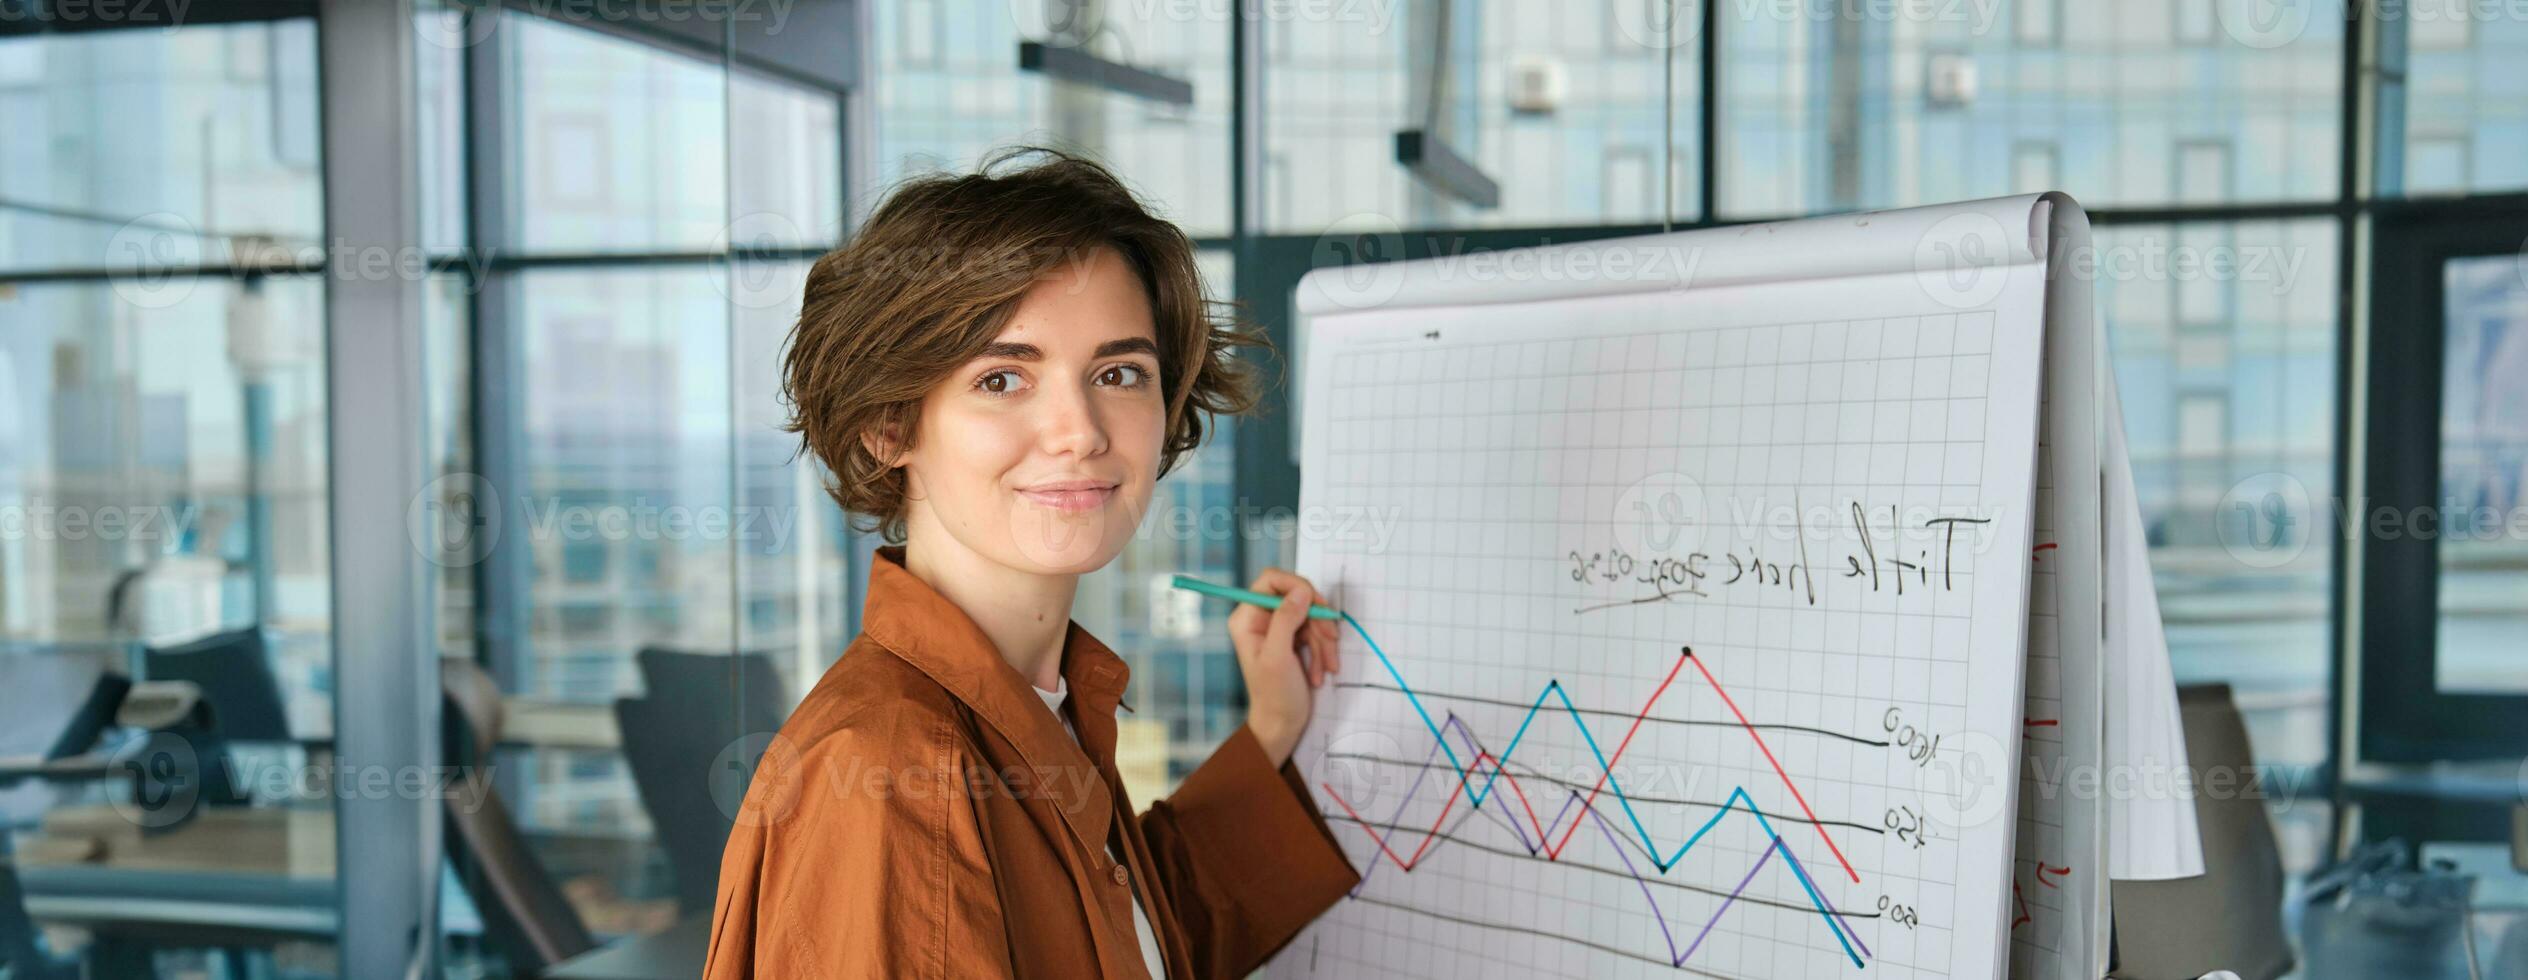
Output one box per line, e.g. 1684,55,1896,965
2359,202,2528,762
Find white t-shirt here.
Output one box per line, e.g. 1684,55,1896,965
1033,676,1168,979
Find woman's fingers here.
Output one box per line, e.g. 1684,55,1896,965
1230,567,1306,640
1232,566,1341,685
1310,619,1337,686
1304,620,1329,687
1245,567,1311,601
1263,581,1313,672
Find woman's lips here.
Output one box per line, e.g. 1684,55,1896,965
1018,485,1115,513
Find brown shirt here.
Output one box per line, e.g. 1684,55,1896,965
703,545,1361,979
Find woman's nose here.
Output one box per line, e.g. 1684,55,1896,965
1038,381,1109,457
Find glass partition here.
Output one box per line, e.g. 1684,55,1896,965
420,9,863,970
1260,0,1700,233
2093,218,2340,869
0,18,341,978
2434,255,2528,694
1719,0,2342,215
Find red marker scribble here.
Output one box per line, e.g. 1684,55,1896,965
2037,863,2071,889
2012,880,2031,929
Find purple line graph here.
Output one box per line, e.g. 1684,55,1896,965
1327,711,1872,969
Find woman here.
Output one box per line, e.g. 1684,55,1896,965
703,149,1361,979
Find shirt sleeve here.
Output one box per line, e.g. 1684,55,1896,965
1136,723,1363,980
704,717,1015,979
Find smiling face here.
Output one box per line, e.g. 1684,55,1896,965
892,246,1166,576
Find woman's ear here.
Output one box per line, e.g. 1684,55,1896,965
860,419,907,469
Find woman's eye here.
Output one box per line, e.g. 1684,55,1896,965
1099,364,1150,388
974,369,1028,396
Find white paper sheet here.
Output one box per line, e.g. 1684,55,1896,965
2100,369,2208,882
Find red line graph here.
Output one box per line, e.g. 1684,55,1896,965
1682,651,1863,882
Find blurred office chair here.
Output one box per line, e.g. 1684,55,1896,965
2108,683,2294,980
0,830,78,980
615,648,786,916
633,647,784,715
440,658,597,974
0,651,129,824
0,652,124,980
142,627,291,743
141,627,293,808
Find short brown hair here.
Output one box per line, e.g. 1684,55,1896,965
781,147,1270,542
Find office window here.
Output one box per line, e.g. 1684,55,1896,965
2012,141,2059,194
726,74,842,247
535,114,613,210
0,24,323,273
1265,150,1294,230
506,14,728,253
729,258,853,697
1721,3,2340,214
869,4,1233,237
2173,140,2237,330
872,0,1233,237
562,540,609,584
1603,146,1654,220
560,603,612,639
2411,5,2474,49
1141,58,1195,124
513,266,734,697
0,20,341,969
2096,219,2338,867
2179,393,2229,458
2174,0,2216,45
2177,334,2231,373
2403,14,2528,194
1262,0,1701,232
2406,135,2471,195
0,274,332,682
0,24,335,765
2435,256,2528,694
2015,0,2059,47
438,11,855,947
2177,140,2233,204
425,272,477,670
2177,224,2234,328
900,0,941,67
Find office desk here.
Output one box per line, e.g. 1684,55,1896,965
7,804,337,939
277,697,622,752
545,913,710,979
500,698,621,751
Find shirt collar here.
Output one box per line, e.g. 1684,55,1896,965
857,544,1133,849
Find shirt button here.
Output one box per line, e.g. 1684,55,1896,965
1111,863,1130,886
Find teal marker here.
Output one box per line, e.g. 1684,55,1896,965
1169,574,1342,620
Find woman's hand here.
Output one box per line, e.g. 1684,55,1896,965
1227,567,1343,768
